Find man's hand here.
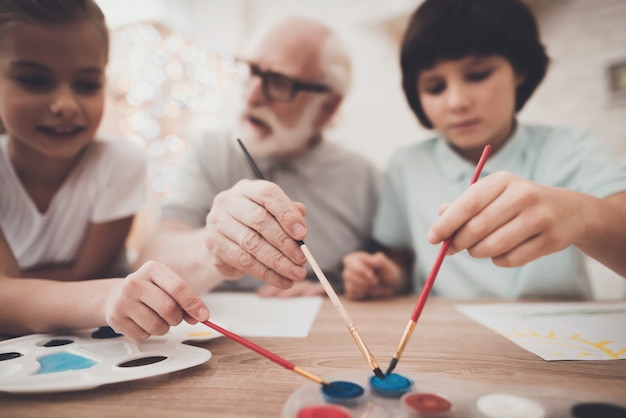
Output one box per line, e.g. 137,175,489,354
204,179,309,289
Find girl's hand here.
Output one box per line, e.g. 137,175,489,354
103,261,209,340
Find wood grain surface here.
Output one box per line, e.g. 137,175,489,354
1,296,625,417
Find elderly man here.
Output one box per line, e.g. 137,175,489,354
138,17,379,296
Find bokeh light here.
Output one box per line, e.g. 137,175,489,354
107,21,241,195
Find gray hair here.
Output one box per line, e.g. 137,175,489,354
241,16,352,98
320,30,352,97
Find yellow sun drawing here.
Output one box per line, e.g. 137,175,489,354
504,330,626,359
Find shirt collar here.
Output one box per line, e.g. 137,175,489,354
434,122,527,184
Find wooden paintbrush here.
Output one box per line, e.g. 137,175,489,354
202,320,331,387
386,144,492,375
237,138,385,379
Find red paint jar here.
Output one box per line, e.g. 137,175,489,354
401,392,452,417
296,404,353,418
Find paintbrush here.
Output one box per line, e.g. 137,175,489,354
202,320,332,387
237,138,385,379
386,144,492,375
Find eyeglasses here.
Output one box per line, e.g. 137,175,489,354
233,59,330,103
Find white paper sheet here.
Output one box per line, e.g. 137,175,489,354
200,292,323,338
456,302,626,361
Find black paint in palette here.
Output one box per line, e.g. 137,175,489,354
572,402,626,418
91,326,123,339
118,356,167,368
0,352,23,361
39,338,74,347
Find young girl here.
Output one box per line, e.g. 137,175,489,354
0,0,209,337
342,0,626,300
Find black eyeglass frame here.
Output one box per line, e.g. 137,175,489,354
237,59,331,102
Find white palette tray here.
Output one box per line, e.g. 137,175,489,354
0,321,222,394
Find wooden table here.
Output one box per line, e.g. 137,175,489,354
1,296,625,417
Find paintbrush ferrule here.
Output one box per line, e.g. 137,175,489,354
293,366,327,386
392,319,417,360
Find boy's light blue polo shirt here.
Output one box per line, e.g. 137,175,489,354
374,123,626,299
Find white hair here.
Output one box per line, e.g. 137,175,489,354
320,30,352,97
240,16,352,98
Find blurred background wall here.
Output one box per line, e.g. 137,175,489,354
95,0,626,298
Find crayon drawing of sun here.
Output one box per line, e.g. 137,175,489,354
504,330,626,359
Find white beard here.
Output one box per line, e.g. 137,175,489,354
237,96,324,159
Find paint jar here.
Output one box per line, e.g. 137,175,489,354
571,402,626,418
369,373,413,398
401,391,453,417
296,404,353,418
474,392,547,418
321,380,365,407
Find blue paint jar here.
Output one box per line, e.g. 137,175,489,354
369,373,413,398
321,380,365,407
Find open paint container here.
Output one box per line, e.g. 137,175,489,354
296,404,353,418
473,392,548,418
321,380,366,407
401,391,453,417
282,370,626,418
369,372,413,398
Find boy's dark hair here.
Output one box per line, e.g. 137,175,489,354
0,0,108,59
400,0,549,128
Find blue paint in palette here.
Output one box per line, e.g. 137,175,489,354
369,372,413,398
321,380,365,407
36,352,98,374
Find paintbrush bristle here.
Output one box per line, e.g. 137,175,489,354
385,358,398,375
374,367,385,379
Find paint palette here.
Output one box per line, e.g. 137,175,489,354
282,369,626,418
0,321,223,394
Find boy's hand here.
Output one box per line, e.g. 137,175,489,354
428,171,585,267
342,251,404,300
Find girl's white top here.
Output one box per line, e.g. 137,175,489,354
0,136,146,271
